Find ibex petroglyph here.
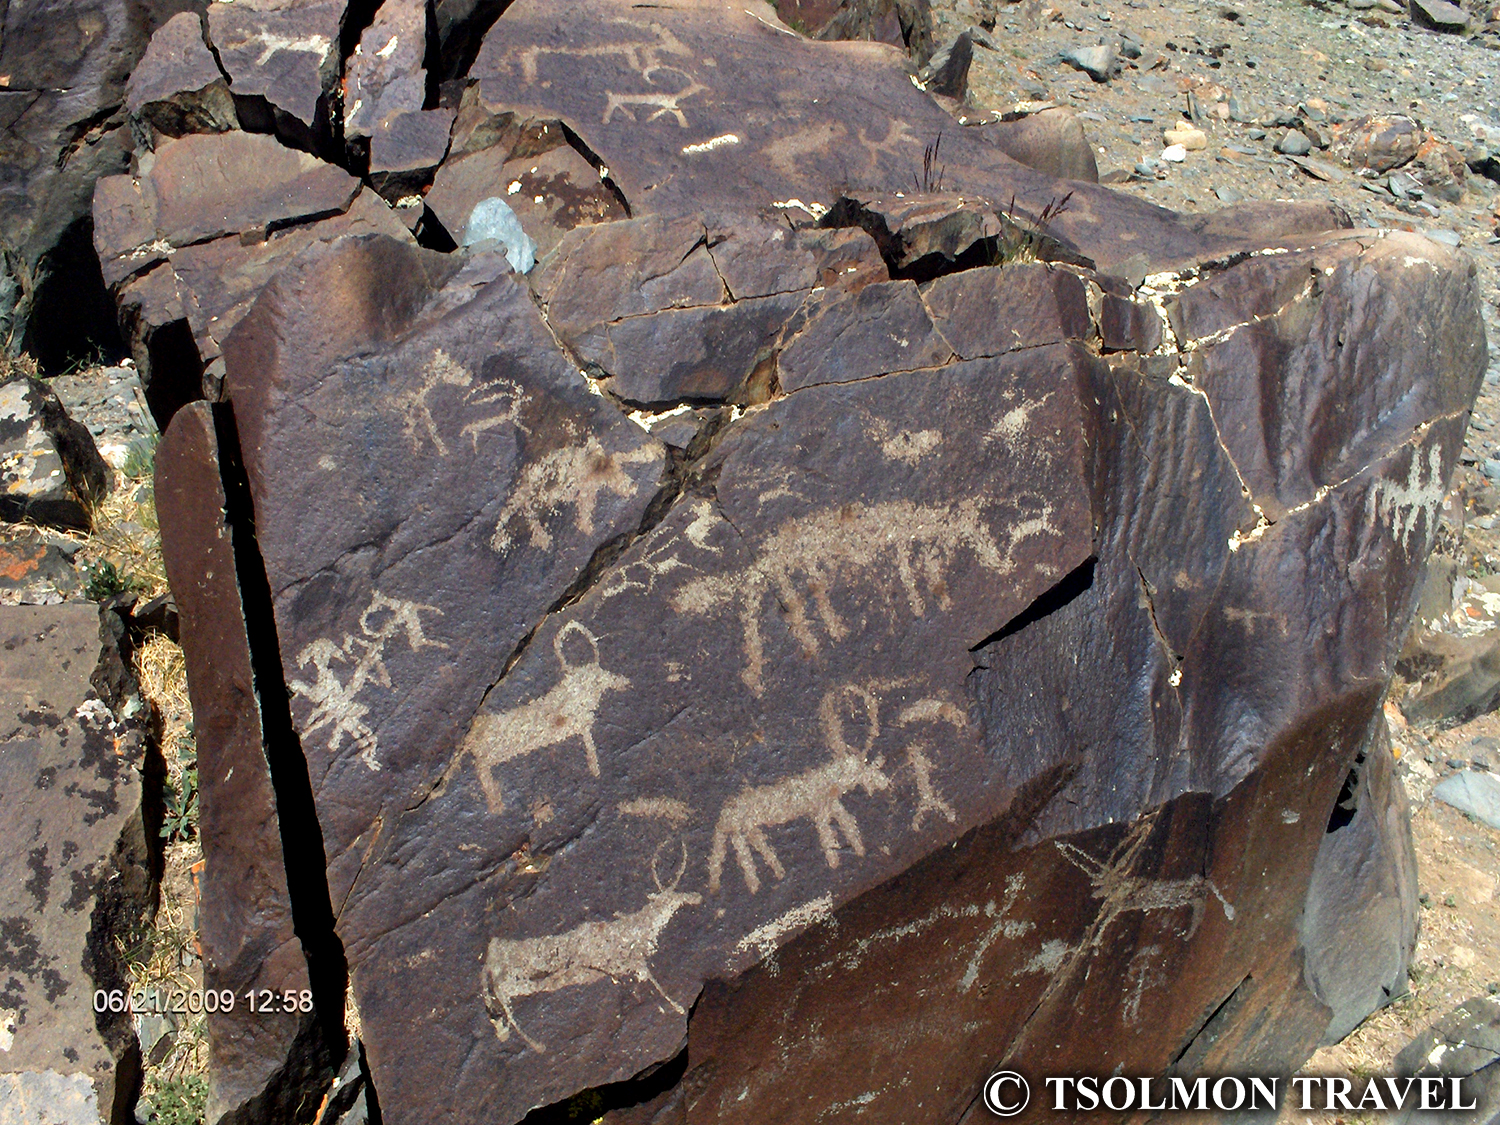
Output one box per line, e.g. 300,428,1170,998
708,685,891,894
483,844,700,1052
672,499,1034,694
461,623,630,811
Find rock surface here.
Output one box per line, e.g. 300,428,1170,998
0,603,155,1125
0,376,111,531
83,0,1491,1122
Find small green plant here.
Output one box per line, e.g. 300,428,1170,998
161,739,198,842
83,558,132,601
139,1073,208,1125
123,435,159,481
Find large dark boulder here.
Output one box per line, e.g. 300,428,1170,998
0,603,156,1124
116,1,1487,1122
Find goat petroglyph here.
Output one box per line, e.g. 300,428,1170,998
462,623,630,812
289,593,446,771
492,435,658,554
708,684,891,894
483,845,699,1052
672,499,1028,694
603,70,709,128
392,349,531,457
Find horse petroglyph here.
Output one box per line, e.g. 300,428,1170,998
462,623,630,812
483,845,699,1052
708,684,891,894
392,349,531,457
672,499,1025,695
289,593,446,771
491,434,658,554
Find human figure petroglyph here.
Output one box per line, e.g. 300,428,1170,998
462,623,630,812
895,697,963,831
483,843,699,1052
708,684,891,894
289,593,446,771
672,499,1030,695
392,349,531,457
602,69,709,128
492,434,658,554
959,874,1033,992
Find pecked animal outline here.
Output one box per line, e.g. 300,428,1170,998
1054,839,1236,945
483,842,700,1053
460,622,630,812
288,593,446,771
602,68,709,129
708,684,892,894
491,431,660,554
672,498,1047,695
895,697,962,831
391,348,531,457
517,20,693,85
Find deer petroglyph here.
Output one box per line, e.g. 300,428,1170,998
672,499,1026,694
1055,840,1236,944
708,684,891,894
491,434,658,554
483,845,699,1052
462,623,630,812
289,593,447,771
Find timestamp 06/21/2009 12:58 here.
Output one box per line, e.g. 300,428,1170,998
92,988,315,1016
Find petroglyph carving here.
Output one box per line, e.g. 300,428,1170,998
1055,840,1236,944
895,697,963,831
868,417,942,466
483,843,699,1052
603,69,709,128
517,21,693,85
492,434,658,554
1123,944,1164,1024
734,894,834,969
462,623,630,812
958,875,1033,992
708,684,891,894
251,31,332,66
672,499,1035,694
289,593,446,771
618,796,692,823
597,499,721,604
1367,443,1444,553
392,349,531,457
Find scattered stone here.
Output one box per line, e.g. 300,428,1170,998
0,527,82,605
1432,770,1500,828
1410,0,1470,30
462,198,538,272
1343,114,1424,172
922,30,974,99
0,603,155,1123
1393,995,1500,1124
1276,129,1313,155
1163,123,1208,149
0,376,111,531
1061,42,1118,81
1162,143,1188,161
